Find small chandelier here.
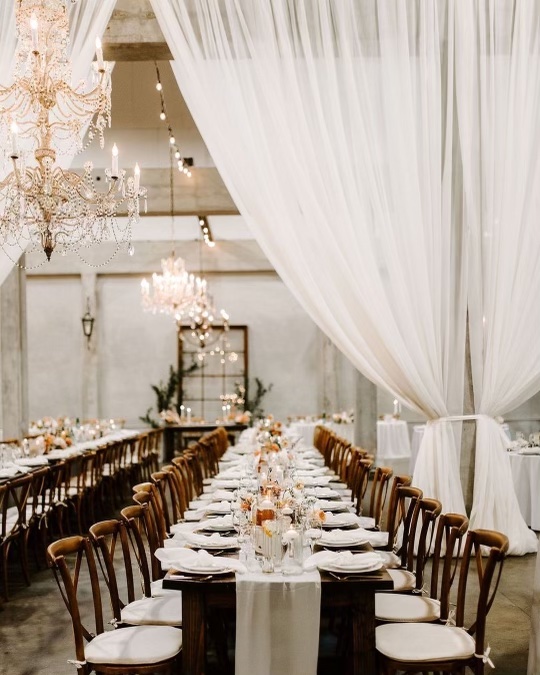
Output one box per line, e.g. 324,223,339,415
141,254,198,321
0,0,146,262
183,277,230,350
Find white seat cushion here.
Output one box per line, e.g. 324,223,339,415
376,623,475,662
357,516,376,529
378,551,401,569
85,625,182,665
376,593,441,622
121,595,182,626
151,579,180,597
387,568,416,592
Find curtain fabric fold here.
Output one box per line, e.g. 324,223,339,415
152,0,468,518
455,0,540,553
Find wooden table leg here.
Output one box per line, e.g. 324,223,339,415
182,588,206,675
351,592,377,675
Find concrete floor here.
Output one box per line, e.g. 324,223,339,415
0,545,536,675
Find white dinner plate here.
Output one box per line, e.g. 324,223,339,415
320,534,368,548
199,519,235,532
173,563,234,575
190,539,239,550
319,560,383,574
322,517,357,529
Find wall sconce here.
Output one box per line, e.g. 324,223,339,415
81,298,95,349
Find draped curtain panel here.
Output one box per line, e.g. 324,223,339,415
152,0,468,518
0,0,116,285
456,0,540,553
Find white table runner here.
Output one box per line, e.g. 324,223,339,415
235,569,321,675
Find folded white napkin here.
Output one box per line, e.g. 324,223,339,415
357,529,389,547
183,532,238,548
0,465,22,478
322,512,358,526
16,457,49,467
315,499,352,511
198,515,234,530
304,550,382,571
301,476,333,486
211,489,236,501
217,468,242,479
305,487,340,499
296,467,329,477
213,479,240,489
204,500,232,514
155,547,246,574
320,529,367,545
357,516,376,529
169,521,201,535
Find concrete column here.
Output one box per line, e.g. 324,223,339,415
320,333,339,414
81,273,99,421
0,262,28,439
354,370,377,451
460,321,476,512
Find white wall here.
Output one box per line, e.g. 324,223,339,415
25,268,358,428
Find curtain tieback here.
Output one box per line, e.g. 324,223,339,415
427,413,494,425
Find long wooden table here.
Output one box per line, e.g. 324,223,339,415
162,545,392,675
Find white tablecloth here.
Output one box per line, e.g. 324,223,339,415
376,420,411,461
528,534,540,675
509,452,540,530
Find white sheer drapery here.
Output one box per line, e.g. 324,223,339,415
455,0,539,554
0,0,116,286
151,0,468,517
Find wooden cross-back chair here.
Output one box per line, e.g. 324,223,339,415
150,471,181,532
377,491,440,596
367,466,394,528
121,503,175,597
47,535,182,674
1,473,33,599
132,487,167,548
376,528,509,674
89,519,182,628
376,512,469,625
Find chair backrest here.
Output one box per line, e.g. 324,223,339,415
27,466,51,521
161,464,188,519
347,452,373,515
172,455,198,505
121,503,161,582
400,494,441,590
132,489,167,547
151,470,179,531
47,535,106,665
429,512,469,620
380,474,412,551
368,466,394,527
455,529,509,657
89,518,149,620
1,473,32,539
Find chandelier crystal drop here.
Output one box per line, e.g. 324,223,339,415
185,278,230,349
0,0,146,262
141,254,198,320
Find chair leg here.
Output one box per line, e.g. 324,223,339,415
19,530,31,587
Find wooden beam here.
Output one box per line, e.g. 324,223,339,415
103,42,172,62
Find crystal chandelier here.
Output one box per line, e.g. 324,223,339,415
141,255,198,321
0,0,146,262
183,278,230,350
